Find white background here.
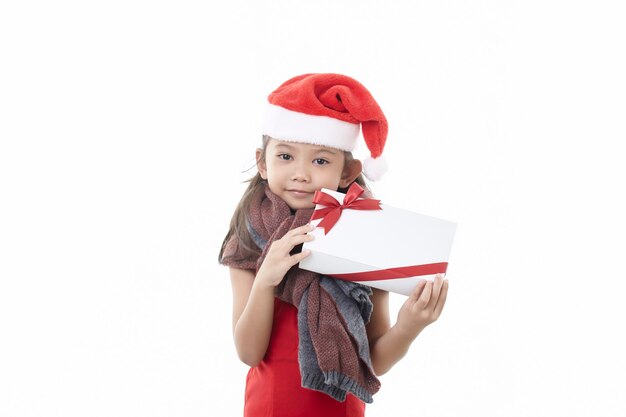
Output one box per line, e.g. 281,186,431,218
1,1,625,416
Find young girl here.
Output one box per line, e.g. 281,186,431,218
219,73,448,417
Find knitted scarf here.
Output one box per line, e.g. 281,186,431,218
220,183,381,403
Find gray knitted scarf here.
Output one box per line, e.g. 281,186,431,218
220,183,381,403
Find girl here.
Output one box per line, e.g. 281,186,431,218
219,73,448,417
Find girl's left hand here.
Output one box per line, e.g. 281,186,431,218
395,274,449,339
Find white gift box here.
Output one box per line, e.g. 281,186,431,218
300,187,457,296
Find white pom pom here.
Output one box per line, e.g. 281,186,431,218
362,155,388,181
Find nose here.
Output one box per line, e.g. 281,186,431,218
291,160,310,182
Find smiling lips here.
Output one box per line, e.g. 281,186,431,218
286,189,313,198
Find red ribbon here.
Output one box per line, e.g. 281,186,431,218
327,262,448,282
310,183,382,235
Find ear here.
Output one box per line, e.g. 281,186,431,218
339,158,363,188
256,148,267,179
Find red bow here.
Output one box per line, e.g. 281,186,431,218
311,183,382,234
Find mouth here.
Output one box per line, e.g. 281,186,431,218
286,189,314,198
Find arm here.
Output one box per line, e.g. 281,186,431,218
230,267,276,367
230,224,315,367
367,274,449,376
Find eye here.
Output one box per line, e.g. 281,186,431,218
313,158,329,165
277,153,292,161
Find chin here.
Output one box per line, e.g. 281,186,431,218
290,204,315,210
286,200,315,210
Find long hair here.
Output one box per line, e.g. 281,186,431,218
218,135,370,264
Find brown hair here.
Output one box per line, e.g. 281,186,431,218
218,135,370,264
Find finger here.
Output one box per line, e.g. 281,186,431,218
417,280,433,306
427,274,444,310
409,279,427,301
286,223,316,236
433,279,449,318
291,249,311,265
285,232,315,249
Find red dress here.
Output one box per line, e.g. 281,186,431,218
244,298,366,417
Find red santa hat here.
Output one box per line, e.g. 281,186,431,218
262,73,389,181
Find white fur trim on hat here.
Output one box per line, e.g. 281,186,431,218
362,155,388,181
263,104,360,151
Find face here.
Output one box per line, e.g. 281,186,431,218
257,139,360,210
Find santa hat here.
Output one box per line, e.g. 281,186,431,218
262,73,389,181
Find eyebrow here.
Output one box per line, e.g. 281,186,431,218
275,143,339,155
315,148,339,155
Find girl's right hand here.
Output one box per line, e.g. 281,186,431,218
254,223,315,288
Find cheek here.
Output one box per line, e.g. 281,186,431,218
266,164,283,179
320,168,344,188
